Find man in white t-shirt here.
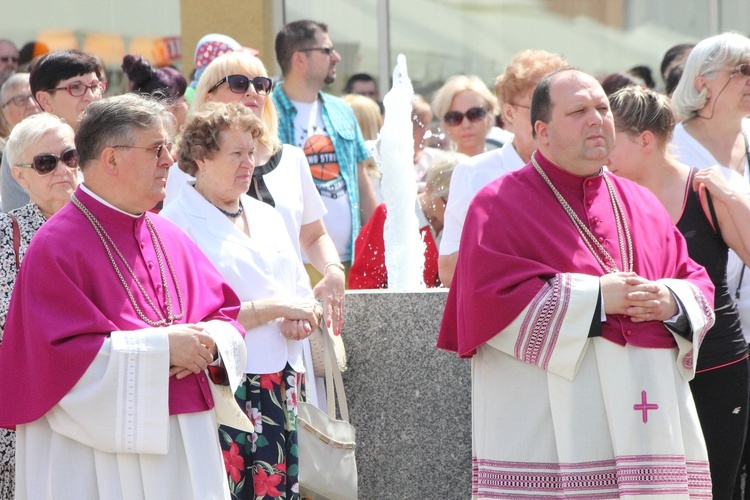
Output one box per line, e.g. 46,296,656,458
438,50,568,286
273,20,378,288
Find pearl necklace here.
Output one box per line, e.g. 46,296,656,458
531,155,633,274
71,193,185,326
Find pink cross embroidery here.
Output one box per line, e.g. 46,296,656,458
633,390,659,423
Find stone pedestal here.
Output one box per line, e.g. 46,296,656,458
341,289,471,499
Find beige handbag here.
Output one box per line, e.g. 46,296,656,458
308,323,348,377
298,322,358,499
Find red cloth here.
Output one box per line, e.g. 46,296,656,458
349,203,440,289
437,150,714,358
0,187,244,427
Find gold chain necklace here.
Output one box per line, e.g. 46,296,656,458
71,193,185,326
531,155,634,274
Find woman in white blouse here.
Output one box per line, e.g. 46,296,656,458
161,102,320,499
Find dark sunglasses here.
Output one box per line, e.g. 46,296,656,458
16,148,78,175
444,106,487,127
732,63,750,77
208,75,273,95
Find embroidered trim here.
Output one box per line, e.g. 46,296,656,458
516,274,571,369
473,456,712,498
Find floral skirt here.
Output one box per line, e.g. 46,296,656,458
220,364,302,500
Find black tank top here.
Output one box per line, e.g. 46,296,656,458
676,169,748,371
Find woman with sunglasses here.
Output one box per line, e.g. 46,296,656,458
0,112,78,498
670,34,750,499
607,85,750,500
171,51,343,362
431,75,498,157
170,53,337,325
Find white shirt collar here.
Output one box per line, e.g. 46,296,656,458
79,184,141,218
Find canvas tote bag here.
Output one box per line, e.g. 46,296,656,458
298,322,358,499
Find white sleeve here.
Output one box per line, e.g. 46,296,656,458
486,273,600,381
46,329,171,454
293,146,327,225
439,161,474,256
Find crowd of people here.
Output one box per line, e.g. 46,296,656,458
0,18,749,500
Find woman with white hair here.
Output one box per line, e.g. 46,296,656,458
671,34,750,498
0,73,41,137
431,75,498,157
0,112,78,497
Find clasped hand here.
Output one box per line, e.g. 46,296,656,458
600,272,678,323
166,323,216,379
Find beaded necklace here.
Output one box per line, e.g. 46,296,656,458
531,155,633,274
71,193,185,326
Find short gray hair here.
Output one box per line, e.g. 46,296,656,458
75,93,176,169
671,32,750,120
5,112,73,167
0,73,30,103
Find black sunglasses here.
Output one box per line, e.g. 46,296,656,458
732,63,750,77
444,107,487,127
208,75,273,95
16,148,78,175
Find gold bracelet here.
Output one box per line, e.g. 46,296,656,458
250,300,261,325
323,261,345,274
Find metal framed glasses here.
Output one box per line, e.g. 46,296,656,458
298,46,336,56
2,94,33,108
111,142,174,159
48,81,108,97
16,148,78,175
208,75,273,95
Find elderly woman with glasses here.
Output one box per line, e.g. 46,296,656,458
607,85,750,500
670,34,750,498
0,73,41,138
161,102,321,499
431,75,498,157
0,112,78,498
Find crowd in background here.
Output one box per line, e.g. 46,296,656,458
1,20,750,500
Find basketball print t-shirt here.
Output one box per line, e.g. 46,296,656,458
293,100,352,261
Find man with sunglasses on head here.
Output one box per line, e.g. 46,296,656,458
0,93,250,499
273,20,378,292
1,49,105,212
0,39,19,86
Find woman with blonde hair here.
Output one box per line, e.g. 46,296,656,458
165,51,346,337
343,93,383,202
431,74,497,157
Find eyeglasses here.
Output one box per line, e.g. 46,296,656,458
298,46,336,56
443,106,487,127
509,102,531,109
208,75,273,95
16,148,78,175
731,64,750,77
111,142,174,159
48,81,108,97
2,94,33,108
0,56,18,64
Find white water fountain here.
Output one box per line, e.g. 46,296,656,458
376,54,425,290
